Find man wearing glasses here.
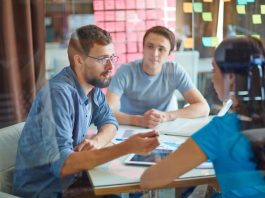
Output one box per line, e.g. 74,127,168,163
13,25,159,198
107,26,210,128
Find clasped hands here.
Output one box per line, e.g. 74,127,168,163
140,109,169,128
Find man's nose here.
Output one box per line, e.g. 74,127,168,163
105,59,114,70
152,48,159,57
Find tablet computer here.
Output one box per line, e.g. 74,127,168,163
124,149,173,166
124,148,213,169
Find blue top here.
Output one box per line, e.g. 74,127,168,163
13,67,118,198
108,59,194,114
192,113,265,197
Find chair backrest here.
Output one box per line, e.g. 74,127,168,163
0,122,24,194
172,50,200,87
171,51,200,102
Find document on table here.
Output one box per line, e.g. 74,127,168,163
157,116,213,137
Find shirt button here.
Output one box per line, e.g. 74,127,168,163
86,115,87,117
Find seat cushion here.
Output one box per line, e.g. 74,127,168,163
0,122,24,193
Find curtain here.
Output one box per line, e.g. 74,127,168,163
0,0,45,128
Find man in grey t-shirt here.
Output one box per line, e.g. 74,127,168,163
107,26,209,128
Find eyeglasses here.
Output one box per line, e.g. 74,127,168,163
86,54,119,66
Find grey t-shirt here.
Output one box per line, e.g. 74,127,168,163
109,59,194,115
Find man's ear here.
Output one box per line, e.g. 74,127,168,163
73,54,84,67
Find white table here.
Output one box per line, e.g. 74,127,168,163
87,118,216,195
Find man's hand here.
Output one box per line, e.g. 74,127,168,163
123,130,160,155
74,139,99,152
141,109,169,128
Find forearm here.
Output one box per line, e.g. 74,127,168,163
92,124,117,148
115,111,142,127
61,141,130,177
166,101,210,120
141,138,207,189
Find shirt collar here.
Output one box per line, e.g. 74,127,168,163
65,66,89,105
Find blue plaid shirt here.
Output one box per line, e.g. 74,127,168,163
13,66,118,198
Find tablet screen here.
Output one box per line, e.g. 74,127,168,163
125,149,173,165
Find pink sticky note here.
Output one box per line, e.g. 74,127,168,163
118,54,127,65
126,22,137,31
126,0,135,9
138,42,143,52
146,20,157,29
105,11,115,21
126,10,137,21
104,0,115,10
137,10,146,20
115,43,126,53
156,20,164,26
94,11,104,21
156,1,164,8
127,32,137,42
115,21,125,32
146,0,156,9
127,53,142,62
167,0,176,7
127,42,138,53
137,21,146,31
96,22,105,29
137,31,145,42
115,0,125,9
136,0,145,9
111,32,116,41
146,10,157,20
115,32,126,42
115,11,125,21
105,22,115,32
93,0,104,11
157,9,164,18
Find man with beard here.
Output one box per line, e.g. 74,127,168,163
13,25,159,198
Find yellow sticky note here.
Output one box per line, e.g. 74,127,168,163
183,2,193,13
203,0,213,2
193,2,203,13
261,5,265,14
236,5,246,14
252,14,262,24
202,12,212,21
224,0,231,2
184,38,194,49
252,34,261,39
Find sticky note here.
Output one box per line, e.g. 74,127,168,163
202,37,218,47
261,5,265,14
183,2,193,13
251,34,261,39
202,12,212,21
203,0,213,2
184,38,194,49
252,14,262,24
104,0,115,10
193,2,203,13
224,0,231,2
237,0,247,5
236,5,246,14
93,0,104,10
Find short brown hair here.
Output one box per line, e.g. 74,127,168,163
143,26,176,52
67,25,112,66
